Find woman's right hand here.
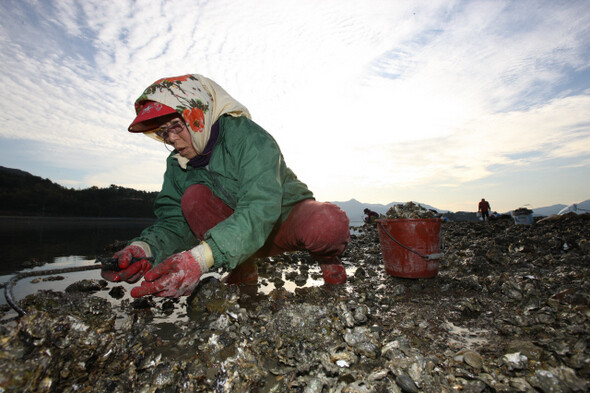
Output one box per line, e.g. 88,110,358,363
101,244,152,283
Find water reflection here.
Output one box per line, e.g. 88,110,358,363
0,217,155,275
1,256,355,324
0,216,155,319
0,217,361,323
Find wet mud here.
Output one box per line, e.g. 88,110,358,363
1,213,589,392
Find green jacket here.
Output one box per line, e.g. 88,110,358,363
133,115,314,269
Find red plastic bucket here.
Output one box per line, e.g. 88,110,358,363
376,218,444,278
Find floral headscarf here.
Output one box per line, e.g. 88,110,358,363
132,74,251,167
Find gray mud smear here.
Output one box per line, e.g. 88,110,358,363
1,214,589,392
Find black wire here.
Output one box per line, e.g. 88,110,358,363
4,265,105,317
3,257,154,318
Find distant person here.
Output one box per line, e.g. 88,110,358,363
478,198,491,222
101,74,350,298
363,208,380,224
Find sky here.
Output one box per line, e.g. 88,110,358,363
1,0,589,213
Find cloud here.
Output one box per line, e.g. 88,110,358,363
0,0,589,212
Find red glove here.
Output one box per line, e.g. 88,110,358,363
131,250,205,298
101,244,151,283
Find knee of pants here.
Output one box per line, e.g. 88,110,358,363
181,184,212,217
181,184,233,239
303,202,350,255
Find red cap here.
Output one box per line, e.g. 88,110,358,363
128,101,177,132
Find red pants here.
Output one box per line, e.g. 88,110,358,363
180,185,350,265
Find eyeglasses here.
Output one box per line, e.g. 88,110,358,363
154,120,186,140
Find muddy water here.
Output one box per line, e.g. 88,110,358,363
0,217,362,351
0,242,360,324
0,216,155,274
3,217,590,392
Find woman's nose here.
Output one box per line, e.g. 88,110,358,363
167,132,181,142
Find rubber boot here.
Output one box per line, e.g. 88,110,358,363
222,259,258,285
319,260,347,285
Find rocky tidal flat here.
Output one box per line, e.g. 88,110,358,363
1,214,589,392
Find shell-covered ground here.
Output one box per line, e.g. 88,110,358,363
1,214,589,392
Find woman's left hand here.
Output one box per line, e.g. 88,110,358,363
130,250,204,298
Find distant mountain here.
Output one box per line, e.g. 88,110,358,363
528,200,590,216
532,204,567,217
0,165,158,218
0,167,33,177
332,198,590,223
2,165,587,220
555,200,590,215
331,199,444,224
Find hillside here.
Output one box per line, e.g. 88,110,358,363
0,166,158,218
1,166,587,220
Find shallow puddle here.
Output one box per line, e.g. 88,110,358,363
1,254,358,329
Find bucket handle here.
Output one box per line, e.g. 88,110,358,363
378,222,444,261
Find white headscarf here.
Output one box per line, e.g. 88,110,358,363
133,74,251,168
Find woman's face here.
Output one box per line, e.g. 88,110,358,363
157,117,198,159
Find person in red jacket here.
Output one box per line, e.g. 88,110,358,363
478,198,491,221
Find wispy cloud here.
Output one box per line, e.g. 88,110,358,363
0,0,588,211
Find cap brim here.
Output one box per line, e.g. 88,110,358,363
128,101,177,132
